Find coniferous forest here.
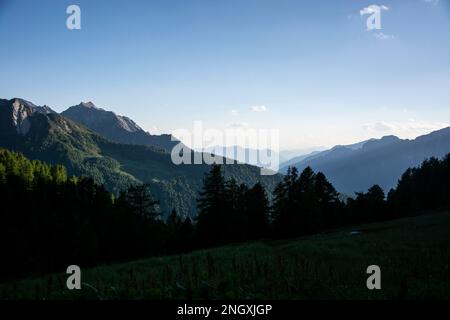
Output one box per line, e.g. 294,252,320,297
1,147,449,284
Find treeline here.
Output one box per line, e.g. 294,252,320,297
0,149,175,281
1,148,450,282
193,165,349,246
193,155,450,246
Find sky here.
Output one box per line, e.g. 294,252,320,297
0,0,449,150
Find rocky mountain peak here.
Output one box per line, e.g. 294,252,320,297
78,101,98,109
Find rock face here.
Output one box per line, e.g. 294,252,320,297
11,99,34,135
66,102,143,133
62,102,179,152
1,98,56,136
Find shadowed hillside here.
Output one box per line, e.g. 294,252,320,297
282,129,450,194
2,211,448,299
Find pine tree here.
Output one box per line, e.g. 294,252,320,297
179,217,195,251
293,167,316,235
245,183,269,240
271,167,298,237
50,165,67,184
167,208,182,229
166,208,182,252
124,184,160,220
314,171,341,229
196,164,227,246
223,178,248,242
0,163,5,184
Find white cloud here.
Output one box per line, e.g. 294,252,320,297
422,0,439,5
230,109,239,116
360,4,389,16
149,126,164,135
374,32,395,40
250,105,267,112
363,119,449,138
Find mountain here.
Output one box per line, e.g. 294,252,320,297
202,145,286,170
279,147,326,162
62,102,178,152
0,98,140,191
281,130,450,195
280,140,374,170
280,150,323,169
0,98,281,217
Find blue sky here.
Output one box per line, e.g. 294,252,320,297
0,0,449,149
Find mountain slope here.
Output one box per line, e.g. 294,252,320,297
283,130,450,194
0,98,281,217
280,150,323,169
0,98,140,192
62,102,178,152
280,139,376,171
279,146,326,162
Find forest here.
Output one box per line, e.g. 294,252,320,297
1,147,449,283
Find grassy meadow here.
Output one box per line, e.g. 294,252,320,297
1,211,449,300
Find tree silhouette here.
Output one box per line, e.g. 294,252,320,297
2,146,450,283
196,164,227,246
123,183,160,220
245,182,269,240
271,167,298,237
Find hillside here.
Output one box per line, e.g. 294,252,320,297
280,140,373,170
0,98,281,217
281,130,450,194
3,211,449,299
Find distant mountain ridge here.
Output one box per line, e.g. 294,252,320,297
280,139,376,170
282,130,450,195
62,102,179,152
203,146,328,171
0,98,281,217
279,147,326,163
4,97,448,210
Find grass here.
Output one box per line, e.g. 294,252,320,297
1,211,449,300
